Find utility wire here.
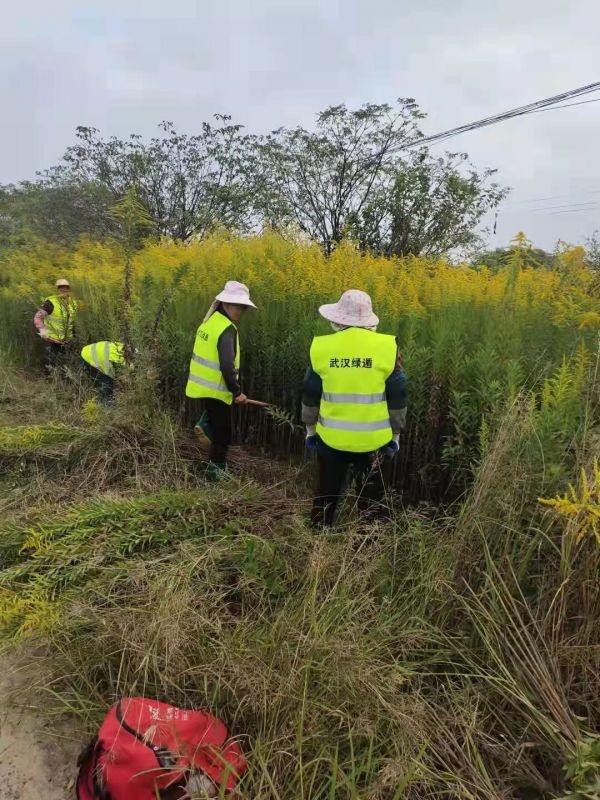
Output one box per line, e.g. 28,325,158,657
404,83,600,228
362,81,600,164
394,82,600,153
500,205,600,218
545,206,599,216
527,202,599,212
529,96,600,113
357,81,600,229
506,189,600,205
503,202,598,214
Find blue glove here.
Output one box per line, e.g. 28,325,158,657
305,434,319,456
380,440,399,460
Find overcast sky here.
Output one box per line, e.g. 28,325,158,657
2,0,599,250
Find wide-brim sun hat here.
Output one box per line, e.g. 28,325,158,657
55,278,71,288
319,289,379,328
215,281,257,309
203,280,257,322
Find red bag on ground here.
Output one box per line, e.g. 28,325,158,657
76,697,247,799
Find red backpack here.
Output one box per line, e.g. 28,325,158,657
76,697,247,800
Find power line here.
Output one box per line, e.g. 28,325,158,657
530,97,600,113
399,83,600,230
506,189,600,205
398,81,600,152
546,206,600,216
359,80,600,231
502,201,598,214
528,202,598,212
406,81,600,150
364,81,600,163
502,207,599,217
499,205,600,220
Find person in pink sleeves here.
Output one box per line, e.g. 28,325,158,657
33,278,78,373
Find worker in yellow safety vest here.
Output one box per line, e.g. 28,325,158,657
33,278,78,373
185,281,257,480
81,341,125,404
302,290,407,526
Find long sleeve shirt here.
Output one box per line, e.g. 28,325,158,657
302,343,407,434
215,310,241,398
33,299,54,332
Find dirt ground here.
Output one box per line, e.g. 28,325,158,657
0,655,81,800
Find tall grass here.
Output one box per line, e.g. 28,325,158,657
0,232,599,797
0,337,598,797
1,233,598,500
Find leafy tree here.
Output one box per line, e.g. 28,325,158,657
1,119,256,244
255,100,424,253
0,179,116,246
348,151,507,258
64,119,256,241
473,235,555,271
1,103,507,258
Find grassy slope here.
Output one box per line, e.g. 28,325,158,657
0,363,599,800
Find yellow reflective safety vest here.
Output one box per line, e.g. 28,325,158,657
81,341,125,378
311,328,396,453
44,295,77,342
185,311,240,405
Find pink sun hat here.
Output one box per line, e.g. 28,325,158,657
318,289,379,328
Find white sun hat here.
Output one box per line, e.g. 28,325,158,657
319,289,379,328
55,278,71,288
215,280,257,308
203,280,257,321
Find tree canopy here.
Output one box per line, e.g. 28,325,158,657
1,101,507,257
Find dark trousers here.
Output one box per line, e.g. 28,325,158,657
43,340,66,374
82,361,115,404
311,442,386,527
203,398,232,465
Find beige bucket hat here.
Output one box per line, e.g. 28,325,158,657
319,289,379,328
215,281,257,308
55,278,71,288
203,280,257,321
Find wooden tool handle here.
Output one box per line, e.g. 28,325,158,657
245,398,272,408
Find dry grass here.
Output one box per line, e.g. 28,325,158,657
0,353,599,798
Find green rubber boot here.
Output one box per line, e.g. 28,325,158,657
206,461,227,483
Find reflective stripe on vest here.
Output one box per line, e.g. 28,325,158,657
187,374,227,393
185,311,239,404
81,341,124,378
92,341,111,375
44,295,77,342
191,353,221,371
321,391,386,404
318,416,391,431
311,328,396,453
